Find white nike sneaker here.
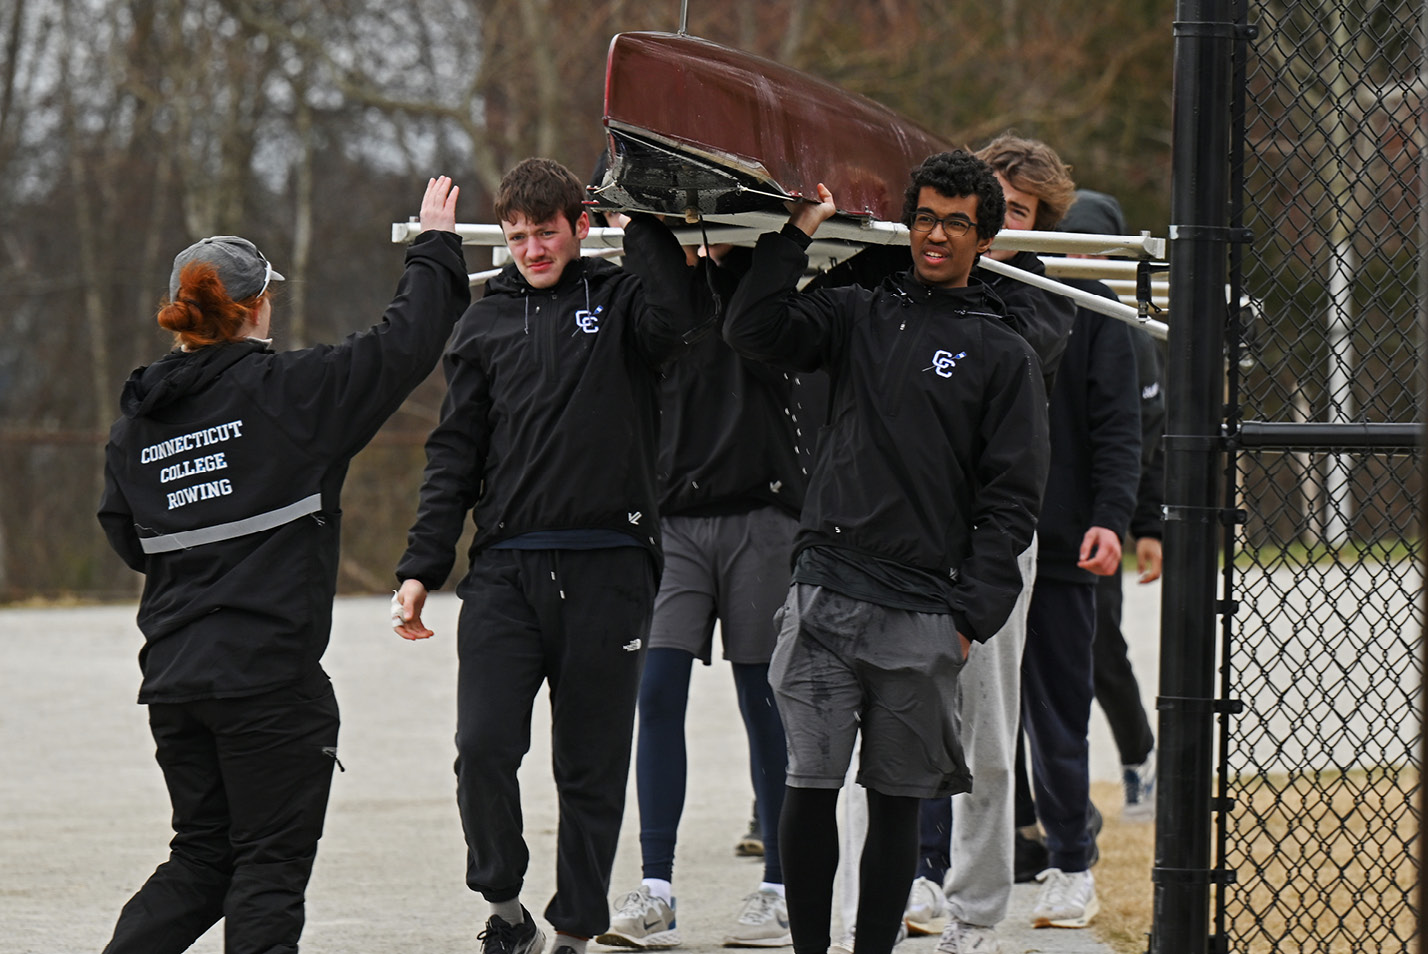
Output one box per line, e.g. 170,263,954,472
599,885,681,949
723,888,791,947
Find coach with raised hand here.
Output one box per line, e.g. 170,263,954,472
96,176,467,954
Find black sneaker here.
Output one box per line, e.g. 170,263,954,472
1013,829,1048,884
735,800,764,857
479,908,547,954
1086,801,1102,869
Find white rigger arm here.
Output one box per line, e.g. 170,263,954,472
393,218,1170,339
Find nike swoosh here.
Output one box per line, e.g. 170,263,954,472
643,916,664,930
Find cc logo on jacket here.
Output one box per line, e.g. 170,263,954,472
575,306,603,334
929,349,967,378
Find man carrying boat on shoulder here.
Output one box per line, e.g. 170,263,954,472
721,150,1050,954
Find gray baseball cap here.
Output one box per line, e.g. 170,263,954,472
168,235,284,301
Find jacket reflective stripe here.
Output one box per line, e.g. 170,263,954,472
138,493,323,554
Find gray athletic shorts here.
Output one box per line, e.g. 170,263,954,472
648,507,800,664
769,583,970,798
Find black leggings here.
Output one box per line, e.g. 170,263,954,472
780,785,919,954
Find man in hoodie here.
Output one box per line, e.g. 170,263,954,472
391,158,695,954
723,150,1050,954
813,137,1076,954
1005,175,1143,931
1059,189,1164,823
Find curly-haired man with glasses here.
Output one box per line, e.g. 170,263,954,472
721,149,1051,954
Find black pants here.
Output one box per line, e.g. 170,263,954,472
454,547,656,937
1021,578,1096,871
103,672,340,954
1092,571,1155,766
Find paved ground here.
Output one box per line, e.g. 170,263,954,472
1,583,1159,954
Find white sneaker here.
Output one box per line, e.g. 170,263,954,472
599,886,681,948
935,917,1001,954
1123,748,1157,822
903,876,948,935
829,921,908,954
723,888,792,947
1030,868,1099,928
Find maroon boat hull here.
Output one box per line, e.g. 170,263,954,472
599,31,953,222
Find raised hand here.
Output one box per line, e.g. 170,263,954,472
420,176,460,234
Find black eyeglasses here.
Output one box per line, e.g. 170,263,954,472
909,212,977,237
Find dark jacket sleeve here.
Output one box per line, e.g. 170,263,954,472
97,453,145,572
723,225,849,373
394,317,490,591
981,251,1077,390
1085,314,1143,538
802,243,905,292
619,214,705,367
1130,328,1166,539
950,332,1050,642
258,230,470,461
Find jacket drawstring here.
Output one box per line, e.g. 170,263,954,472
573,276,591,336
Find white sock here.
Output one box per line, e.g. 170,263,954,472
556,933,589,954
759,882,786,898
642,878,674,905
491,899,524,924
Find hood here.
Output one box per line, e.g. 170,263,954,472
484,255,619,297
885,269,1011,320
120,339,269,418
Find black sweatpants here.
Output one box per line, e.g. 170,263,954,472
1021,578,1096,871
454,547,657,937
103,671,340,954
1092,571,1155,766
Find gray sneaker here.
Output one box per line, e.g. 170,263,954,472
599,886,681,949
722,888,791,947
1123,748,1156,822
935,918,1001,954
735,800,765,856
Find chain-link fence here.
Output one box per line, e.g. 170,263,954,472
1214,0,1423,950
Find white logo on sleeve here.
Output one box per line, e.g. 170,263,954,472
628,511,642,525
928,350,968,377
575,306,603,333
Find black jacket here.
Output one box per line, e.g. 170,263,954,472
725,225,1049,641
98,230,470,703
396,216,696,589
805,245,1076,390
1129,328,1166,541
645,247,813,518
1035,280,1142,584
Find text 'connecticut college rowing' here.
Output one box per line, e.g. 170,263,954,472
138,420,245,510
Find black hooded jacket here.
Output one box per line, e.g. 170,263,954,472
396,216,697,589
98,230,470,703
724,225,1049,642
645,247,813,518
1035,280,1143,584
805,244,1075,391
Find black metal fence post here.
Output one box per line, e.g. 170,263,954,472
1152,3,1234,952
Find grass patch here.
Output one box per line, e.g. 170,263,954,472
1090,780,1155,954
1089,767,1420,954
